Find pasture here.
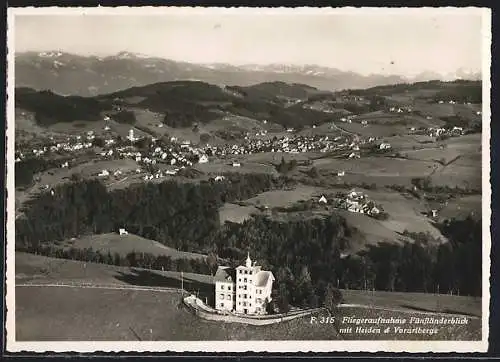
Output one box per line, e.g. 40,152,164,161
412,101,481,122
194,159,278,175
241,186,323,209
57,233,206,260
313,156,440,180
335,122,408,138
402,148,462,164
345,188,448,242
341,289,481,317
219,203,261,224
31,158,140,188
430,164,481,190
335,210,410,250
436,195,481,221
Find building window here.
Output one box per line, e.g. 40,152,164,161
244,270,248,274
228,286,231,291
239,270,242,274
257,298,262,303
244,285,247,290
220,303,224,307
238,278,241,282
221,285,224,290
243,302,246,307
238,302,241,305
238,294,241,298
244,278,247,283
220,294,224,298
227,295,231,300
244,294,247,299
249,271,252,275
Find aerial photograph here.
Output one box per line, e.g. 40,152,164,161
8,7,489,351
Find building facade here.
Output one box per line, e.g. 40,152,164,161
214,254,275,315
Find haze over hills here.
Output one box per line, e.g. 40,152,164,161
14,51,481,97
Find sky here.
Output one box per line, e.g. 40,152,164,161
12,8,486,77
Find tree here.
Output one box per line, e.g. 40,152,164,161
206,252,218,275
277,284,290,313
323,283,343,312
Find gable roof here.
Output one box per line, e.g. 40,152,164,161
255,270,275,287
214,266,236,283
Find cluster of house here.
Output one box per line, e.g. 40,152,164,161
318,189,383,217
15,133,97,162
389,106,413,113
204,134,352,156
410,126,465,138
214,254,275,315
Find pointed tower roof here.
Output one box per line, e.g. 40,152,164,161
246,252,252,268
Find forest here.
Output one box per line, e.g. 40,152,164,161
16,174,482,310
15,88,109,125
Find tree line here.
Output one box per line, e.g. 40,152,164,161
17,243,216,275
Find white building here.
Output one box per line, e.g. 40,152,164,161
214,254,275,315
119,228,128,236
199,155,209,164
319,195,328,204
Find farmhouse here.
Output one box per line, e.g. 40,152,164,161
214,254,275,315
198,154,209,164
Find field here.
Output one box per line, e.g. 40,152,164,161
312,156,440,187
341,289,481,317
242,186,323,208
336,122,408,138
338,188,447,242
430,163,481,189
436,195,481,221
15,253,482,341
56,233,206,260
411,100,481,122
194,159,278,175
219,203,260,224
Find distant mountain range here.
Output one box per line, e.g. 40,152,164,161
14,51,482,97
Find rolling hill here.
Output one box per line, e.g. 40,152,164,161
15,81,343,130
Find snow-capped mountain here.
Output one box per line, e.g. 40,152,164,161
13,51,480,97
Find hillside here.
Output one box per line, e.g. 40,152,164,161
57,233,206,260
15,81,340,130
